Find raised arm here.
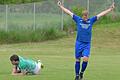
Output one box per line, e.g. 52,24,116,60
97,3,115,19
57,1,73,17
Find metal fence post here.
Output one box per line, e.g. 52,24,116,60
33,2,36,31
61,0,64,30
5,5,8,32
87,0,89,15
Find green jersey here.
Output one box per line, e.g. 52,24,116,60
18,56,37,73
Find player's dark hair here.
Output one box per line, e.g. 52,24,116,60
10,54,19,61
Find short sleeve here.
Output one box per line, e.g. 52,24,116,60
90,16,98,24
72,14,81,23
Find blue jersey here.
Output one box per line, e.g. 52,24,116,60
73,14,97,42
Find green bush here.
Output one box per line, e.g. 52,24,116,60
0,25,66,44
72,6,84,16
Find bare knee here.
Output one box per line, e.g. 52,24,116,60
83,57,89,62
76,58,80,62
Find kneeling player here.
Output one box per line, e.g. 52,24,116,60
10,54,44,75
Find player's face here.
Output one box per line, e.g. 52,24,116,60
82,14,88,21
11,61,19,65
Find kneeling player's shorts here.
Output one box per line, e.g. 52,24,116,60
75,41,91,59
33,62,42,75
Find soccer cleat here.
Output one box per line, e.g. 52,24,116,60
75,76,79,80
79,72,83,80
38,60,44,69
41,63,44,69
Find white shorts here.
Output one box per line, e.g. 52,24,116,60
33,62,42,75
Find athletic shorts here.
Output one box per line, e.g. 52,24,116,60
75,41,91,59
33,62,42,75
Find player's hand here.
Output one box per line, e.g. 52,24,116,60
110,2,115,10
57,1,62,7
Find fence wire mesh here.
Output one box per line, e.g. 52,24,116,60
0,0,119,32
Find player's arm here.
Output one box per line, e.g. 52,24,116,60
12,73,24,76
11,65,18,74
97,2,115,19
12,70,28,76
57,1,73,17
11,66,27,76
12,66,21,74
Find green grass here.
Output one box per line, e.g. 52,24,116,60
0,23,120,80
0,26,66,43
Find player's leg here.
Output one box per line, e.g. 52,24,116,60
80,43,90,80
75,58,81,80
38,60,44,69
33,60,43,75
75,41,83,80
80,57,89,80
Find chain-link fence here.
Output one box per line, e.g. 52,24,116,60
89,0,119,16
0,0,120,32
0,0,62,32
64,0,120,16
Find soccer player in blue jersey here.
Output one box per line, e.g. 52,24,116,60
10,54,44,75
58,1,115,80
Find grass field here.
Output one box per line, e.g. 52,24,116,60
0,23,120,80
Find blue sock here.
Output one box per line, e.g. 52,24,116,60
75,61,80,76
81,61,88,73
